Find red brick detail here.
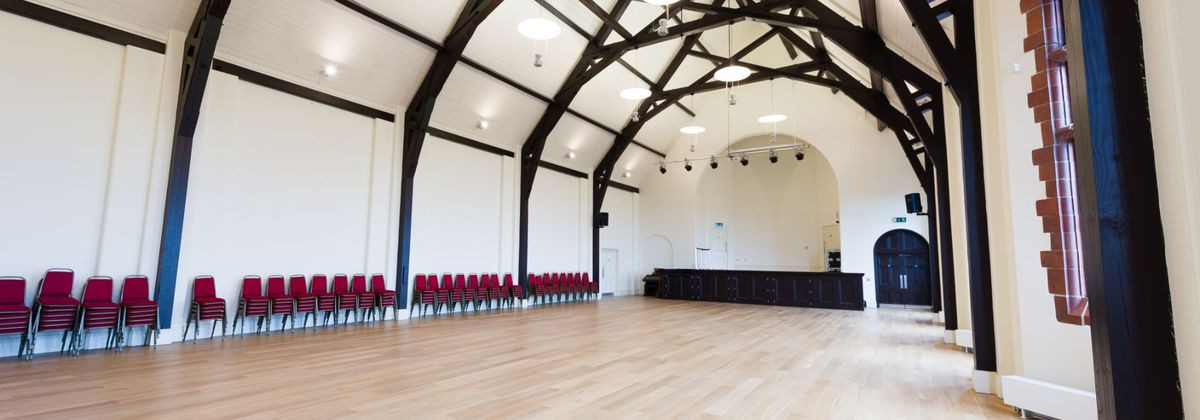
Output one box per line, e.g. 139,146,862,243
1024,0,1089,326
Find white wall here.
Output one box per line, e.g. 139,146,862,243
638,81,928,308
0,12,178,355
410,137,514,278
172,70,398,336
528,171,590,274
1141,0,1200,415
695,137,839,272
599,188,639,295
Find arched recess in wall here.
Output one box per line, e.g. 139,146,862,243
643,234,674,271
693,134,840,271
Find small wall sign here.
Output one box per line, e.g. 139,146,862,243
892,217,907,223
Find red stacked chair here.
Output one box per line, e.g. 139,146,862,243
586,272,597,298
505,273,523,307
310,274,337,326
370,273,397,321
290,275,318,329
566,273,579,301
266,275,294,332
29,269,79,357
351,274,376,321
435,273,451,314
449,274,466,312
552,273,564,302
574,272,585,300
471,274,489,311
529,274,542,304
462,274,479,312
332,274,359,323
184,275,226,341
411,273,429,316
118,275,158,349
71,276,121,355
0,277,32,359
232,275,269,335
487,274,505,308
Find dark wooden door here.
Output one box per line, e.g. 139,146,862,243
874,230,932,306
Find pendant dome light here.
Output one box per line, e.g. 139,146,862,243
644,0,680,5
680,94,704,152
622,49,650,121
715,23,751,83
759,78,787,143
518,17,560,40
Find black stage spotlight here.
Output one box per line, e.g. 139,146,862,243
795,150,806,161
684,160,693,172
768,151,778,164
739,155,749,166
710,157,719,169
659,164,667,174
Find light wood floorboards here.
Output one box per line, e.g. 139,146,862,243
0,297,1014,419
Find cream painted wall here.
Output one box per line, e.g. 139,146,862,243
528,171,590,274
639,81,928,307
695,137,839,272
0,13,178,355
1141,0,1200,415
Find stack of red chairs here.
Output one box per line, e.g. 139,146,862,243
370,273,397,321
29,269,79,357
410,274,435,316
350,274,376,322
266,275,294,332
231,275,269,336
118,275,158,349
0,277,31,359
410,272,525,317
71,276,121,355
290,275,318,329
310,274,337,326
185,275,226,341
332,274,358,323
505,273,523,307
487,274,505,308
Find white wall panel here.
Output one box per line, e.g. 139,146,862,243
600,189,639,295
409,137,509,278
528,171,587,273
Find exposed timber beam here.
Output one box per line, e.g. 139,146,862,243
395,0,504,309
153,0,231,329
900,0,995,374
579,0,634,40
857,0,887,130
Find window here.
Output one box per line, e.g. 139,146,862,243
1022,0,1088,325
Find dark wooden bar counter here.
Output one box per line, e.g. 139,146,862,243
655,269,865,311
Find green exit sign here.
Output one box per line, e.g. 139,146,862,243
893,217,907,223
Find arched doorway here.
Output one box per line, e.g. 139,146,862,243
874,229,932,307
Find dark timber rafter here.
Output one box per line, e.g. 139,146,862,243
396,0,503,309
154,0,232,328
900,0,995,373
517,0,635,296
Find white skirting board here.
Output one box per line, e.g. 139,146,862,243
956,329,974,349
943,329,956,344
974,370,1001,395
1002,375,1097,420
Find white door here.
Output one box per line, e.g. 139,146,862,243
601,248,619,296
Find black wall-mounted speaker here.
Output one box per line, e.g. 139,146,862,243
904,193,923,214
598,212,609,228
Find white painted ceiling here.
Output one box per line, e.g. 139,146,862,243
20,0,948,185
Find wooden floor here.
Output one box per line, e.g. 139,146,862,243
0,297,1013,419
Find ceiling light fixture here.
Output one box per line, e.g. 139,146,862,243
619,87,651,100
644,0,680,5
795,149,806,161
476,120,489,130
739,155,750,166
321,64,338,77
768,150,779,164
518,18,560,40
715,65,751,82
757,114,788,124
566,151,576,160
710,157,719,169
623,171,632,178
684,160,693,172
679,126,706,135
659,163,667,174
